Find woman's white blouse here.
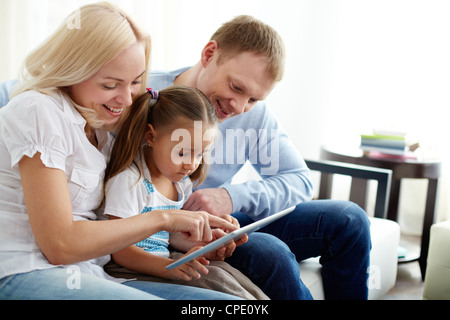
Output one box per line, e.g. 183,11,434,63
0,91,117,281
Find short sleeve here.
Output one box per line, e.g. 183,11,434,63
104,168,146,219
0,92,72,172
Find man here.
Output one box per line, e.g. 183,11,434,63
0,16,371,300
149,16,371,300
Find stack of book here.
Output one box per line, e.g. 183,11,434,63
360,129,415,156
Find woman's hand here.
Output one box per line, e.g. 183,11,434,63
158,209,238,243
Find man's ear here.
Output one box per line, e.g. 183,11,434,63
201,40,219,67
145,124,156,147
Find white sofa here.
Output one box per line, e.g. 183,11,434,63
423,220,450,300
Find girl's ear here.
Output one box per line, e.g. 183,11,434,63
145,124,156,147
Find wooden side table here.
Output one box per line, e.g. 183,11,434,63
320,146,441,280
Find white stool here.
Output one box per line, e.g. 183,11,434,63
423,220,450,300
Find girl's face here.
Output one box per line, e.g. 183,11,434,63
69,42,146,129
145,120,216,183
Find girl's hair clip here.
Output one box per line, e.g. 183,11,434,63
146,88,159,101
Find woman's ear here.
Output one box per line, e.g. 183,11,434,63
145,124,156,147
201,40,219,67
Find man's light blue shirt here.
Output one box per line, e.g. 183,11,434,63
0,80,16,108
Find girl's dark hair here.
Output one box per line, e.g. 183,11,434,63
105,85,217,187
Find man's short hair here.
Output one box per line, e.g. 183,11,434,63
210,15,286,82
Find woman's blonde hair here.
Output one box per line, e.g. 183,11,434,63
105,85,217,188
210,15,286,82
12,2,151,128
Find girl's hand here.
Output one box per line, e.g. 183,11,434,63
203,228,236,261
197,228,248,261
218,214,248,248
164,246,210,281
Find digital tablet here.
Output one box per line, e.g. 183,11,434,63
165,206,295,270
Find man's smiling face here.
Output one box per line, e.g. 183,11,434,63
196,45,275,123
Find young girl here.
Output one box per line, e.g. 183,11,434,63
102,85,268,300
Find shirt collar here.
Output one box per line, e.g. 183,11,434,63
59,92,87,127
59,92,112,152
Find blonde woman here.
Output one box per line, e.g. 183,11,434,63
0,2,238,300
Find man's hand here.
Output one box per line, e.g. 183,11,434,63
183,188,233,217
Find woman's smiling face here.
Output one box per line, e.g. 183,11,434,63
69,42,146,129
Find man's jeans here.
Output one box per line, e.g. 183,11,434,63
229,200,371,300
